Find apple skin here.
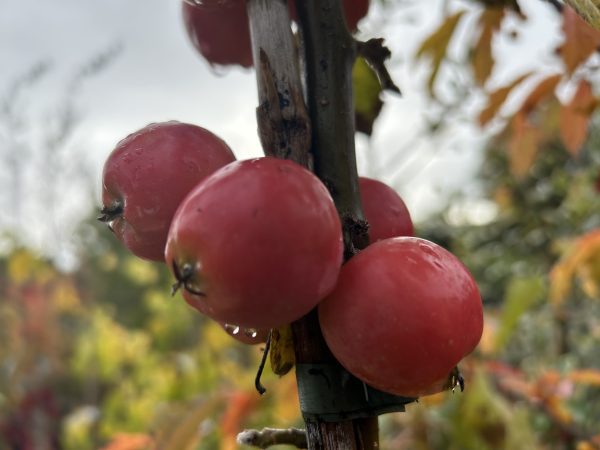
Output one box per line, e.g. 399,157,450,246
100,121,236,261
289,0,370,31
166,157,344,329
359,177,414,242
182,1,253,68
318,237,483,397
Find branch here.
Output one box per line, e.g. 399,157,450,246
247,0,311,167
237,428,308,449
542,0,564,12
356,39,401,94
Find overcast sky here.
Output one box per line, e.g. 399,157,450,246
0,0,560,266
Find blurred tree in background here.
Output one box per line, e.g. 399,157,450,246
1,1,600,449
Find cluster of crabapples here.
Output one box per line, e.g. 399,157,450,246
100,120,483,398
182,0,370,67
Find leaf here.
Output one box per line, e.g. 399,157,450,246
478,72,531,126
472,8,505,86
560,5,600,74
520,73,562,114
559,79,598,155
100,433,153,450
353,57,383,135
564,0,600,32
220,391,259,450
567,369,600,385
550,228,600,305
494,276,545,351
508,111,542,178
416,11,466,95
270,325,295,376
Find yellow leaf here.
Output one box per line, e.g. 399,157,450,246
270,325,295,376
416,11,466,95
353,57,383,135
472,8,504,86
559,79,597,156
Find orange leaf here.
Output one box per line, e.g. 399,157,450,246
100,434,153,450
559,79,597,155
520,74,562,114
220,391,259,450
560,6,600,74
479,72,531,126
472,8,505,86
550,229,600,305
567,369,600,386
508,111,541,178
416,11,466,95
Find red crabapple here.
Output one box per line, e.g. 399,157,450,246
182,1,253,68
166,157,343,329
319,237,483,397
359,177,414,242
100,121,235,261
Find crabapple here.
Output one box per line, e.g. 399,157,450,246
318,237,483,397
166,157,344,329
182,0,253,68
359,177,413,242
100,121,235,261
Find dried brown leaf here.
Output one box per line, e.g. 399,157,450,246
472,8,505,86
508,112,542,178
559,79,597,155
416,11,466,95
478,72,531,126
560,6,600,74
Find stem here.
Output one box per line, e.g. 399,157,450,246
237,427,308,449
296,0,368,255
294,1,378,449
97,201,123,222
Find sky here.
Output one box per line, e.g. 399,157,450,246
0,0,560,267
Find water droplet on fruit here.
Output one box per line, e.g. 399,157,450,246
232,326,240,335
247,329,258,338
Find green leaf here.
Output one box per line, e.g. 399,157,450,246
353,57,383,135
494,276,546,351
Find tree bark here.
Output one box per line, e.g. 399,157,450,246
246,1,384,448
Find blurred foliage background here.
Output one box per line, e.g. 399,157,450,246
2,1,600,449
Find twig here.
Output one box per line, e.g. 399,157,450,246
356,38,401,94
542,0,564,12
237,427,308,449
254,329,272,395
